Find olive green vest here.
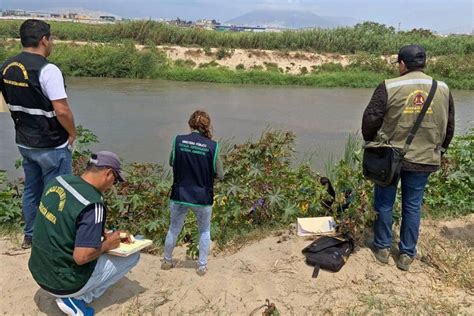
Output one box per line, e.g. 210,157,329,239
375,71,450,166
28,175,103,292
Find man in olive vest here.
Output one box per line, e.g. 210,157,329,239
0,19,76,249
28,151,139,316
362,44,454,271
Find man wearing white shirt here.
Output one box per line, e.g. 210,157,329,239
0,19,77,248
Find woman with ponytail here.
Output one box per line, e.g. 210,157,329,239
162,110,224,276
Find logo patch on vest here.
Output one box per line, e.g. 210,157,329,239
2,62,29,87
38,186,67,225
404,90,434,114
413,93,425,106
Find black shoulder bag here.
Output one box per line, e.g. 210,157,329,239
302,236,355,278
363,80,438,187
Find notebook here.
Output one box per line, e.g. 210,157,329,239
108,239,153,257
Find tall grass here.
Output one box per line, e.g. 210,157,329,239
0,20,473,55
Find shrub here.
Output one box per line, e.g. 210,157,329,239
216,47,233,60
263,62,279,72
174,59,197,68
198,60,219,68
424,129,474,217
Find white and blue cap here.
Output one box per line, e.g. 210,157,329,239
90,151,125,182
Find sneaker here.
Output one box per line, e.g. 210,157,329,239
161,260,173,270
373,248,390,264
396,254,414,271
21,236,32,249
196,266,207,276
56,297,95,316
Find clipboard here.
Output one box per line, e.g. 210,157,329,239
108,239,153,257
297,217,336,236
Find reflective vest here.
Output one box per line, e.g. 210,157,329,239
376,71,450,166
29,175,104,292
0,52,68,148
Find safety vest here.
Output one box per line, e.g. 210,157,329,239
29,175,104,292
376,71,450,166
0,52,68,148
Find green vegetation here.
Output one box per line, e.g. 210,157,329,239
1,127,472,257
425,129,474,217
0,20,472,55
1,36,472,89
160,67,387,88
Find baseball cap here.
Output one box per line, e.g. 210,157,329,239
90,151,125,182
397,44,426,68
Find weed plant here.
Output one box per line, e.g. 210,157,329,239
1,127,472,257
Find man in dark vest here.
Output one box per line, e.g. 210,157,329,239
362,44,455,271
28,151,139,316
0,19,77,249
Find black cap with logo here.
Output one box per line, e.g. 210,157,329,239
397,44,426,69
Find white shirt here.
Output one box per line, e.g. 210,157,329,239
39,63,67,101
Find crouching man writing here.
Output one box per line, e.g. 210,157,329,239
28,151,140,316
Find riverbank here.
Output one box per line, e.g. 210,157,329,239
1,37,473,89
1,215,472,314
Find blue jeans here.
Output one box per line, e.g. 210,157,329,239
49,253,140,304
373,170,430,257
18,146,72,237
164,201,212,268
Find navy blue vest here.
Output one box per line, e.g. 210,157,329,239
170,132,218,206
0,52,68,148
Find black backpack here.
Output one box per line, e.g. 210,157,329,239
302,236,354,278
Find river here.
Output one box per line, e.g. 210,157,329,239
1,77,472,178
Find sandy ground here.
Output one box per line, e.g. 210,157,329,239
48,39,360,74
7,38,395,75
1,215,473,315
157,45,355,75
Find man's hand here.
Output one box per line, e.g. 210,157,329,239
51,98,76,144
73,231,121,265
102,231,121,251
68,134,76,146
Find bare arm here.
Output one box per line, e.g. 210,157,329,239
73,231,121,265
52,98,77,145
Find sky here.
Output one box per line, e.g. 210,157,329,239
1,0,473,33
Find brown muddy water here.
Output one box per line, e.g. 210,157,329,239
1,77,472,178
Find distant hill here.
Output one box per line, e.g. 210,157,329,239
321,16,360,27
226,9,357,29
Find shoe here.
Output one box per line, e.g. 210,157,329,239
373,248,390,264
396,254,414,271
161,260,173,270
21,236,32,249
56,297,95,316
196,266,207,276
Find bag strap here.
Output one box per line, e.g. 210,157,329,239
402,79,438,154
312,265,320,278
